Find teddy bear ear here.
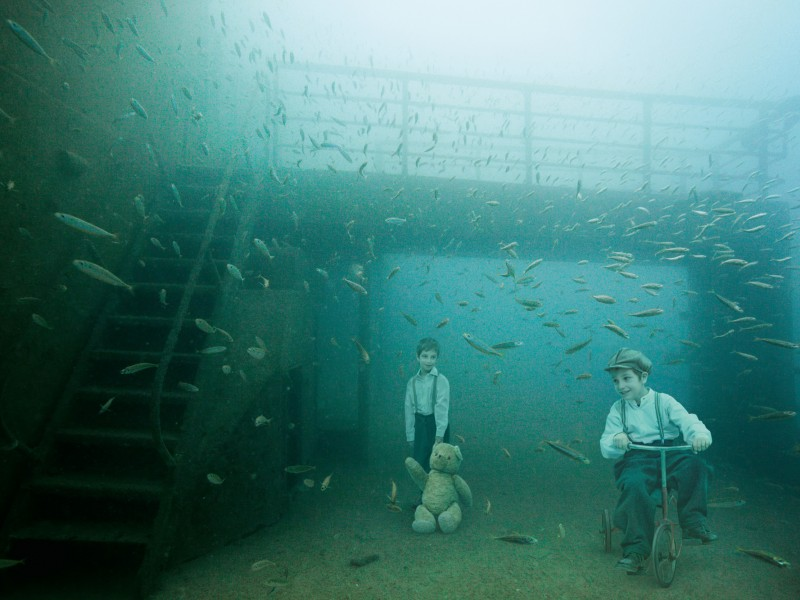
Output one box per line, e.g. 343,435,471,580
454,445,463,461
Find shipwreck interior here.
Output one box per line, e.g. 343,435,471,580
0,49,798,598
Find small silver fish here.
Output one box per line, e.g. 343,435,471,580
54,213,117,239
31,313,53,329
226,263,244,281
120,362,158,375
198,346,227,354
130,97,148,119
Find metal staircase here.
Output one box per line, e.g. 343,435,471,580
0,165,244,594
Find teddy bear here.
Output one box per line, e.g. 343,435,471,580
405,442,473,533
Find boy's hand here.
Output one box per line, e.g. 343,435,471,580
691,435,711,453
613,433,631,450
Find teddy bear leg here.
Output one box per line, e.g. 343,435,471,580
412,504,437,534
438,502,462,534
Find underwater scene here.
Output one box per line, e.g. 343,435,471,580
0,1,799,598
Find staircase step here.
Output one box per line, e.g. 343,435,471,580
10,519,151,545
27,474,165,501
76,385,193,402
56,427,180,447
89,349,201,363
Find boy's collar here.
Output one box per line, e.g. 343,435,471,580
417,367,439,377
625,387,652,406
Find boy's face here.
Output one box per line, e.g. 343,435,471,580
609,368,648,403
417,349,438,374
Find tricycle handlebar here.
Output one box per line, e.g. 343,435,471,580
627,443,692,452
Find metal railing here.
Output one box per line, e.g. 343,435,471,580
264,63,789,196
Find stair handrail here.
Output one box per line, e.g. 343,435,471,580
149,155,239,467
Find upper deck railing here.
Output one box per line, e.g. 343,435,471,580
266,62,791,196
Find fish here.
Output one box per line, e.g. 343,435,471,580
731,351,758,361
72,260,133,293
59,214,118,239
435,318,450,328
602,321,629,339
150,237,166,251
170,183,183,207
501,447,511,459
401,312,418,326
253,238,274,260
343,278,368,295
736,548,790,568
247,347,266,360
484,498,492,515
120,362,158,375
159,288,168,308
592,294,616,304
226,264,244,281
31,313,53,329
748,410,796,422
385,217,406,225
387,479,398,504
130,98,148,119
177,382,200,393
0,558,24,570
194,318,216,334
545,440,590,464
753,337,800,350
495,534,537,545
6,20,55,64
321,473,332,491
250,559,277,572
0,104,15,124
254,415,272,427
98,397,115,414
523,258,543,273
199,346,227,354
207,473,224,485
627,308,664,318
565,337,592,355
284,465,316,474
352,337,370,364
490,341,523,350
707,499,746,508
135,43,156,63
61,37,89,61
463,333,503,357
319,141,352,162
712,292,744,314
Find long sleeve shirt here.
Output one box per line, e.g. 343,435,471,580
404,367,450,442
599,388,712,460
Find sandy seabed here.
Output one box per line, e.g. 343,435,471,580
147,451,800,600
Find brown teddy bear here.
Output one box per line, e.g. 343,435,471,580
405,442,473,533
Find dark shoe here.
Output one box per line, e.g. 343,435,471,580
683,523,718,543
615,553,646,574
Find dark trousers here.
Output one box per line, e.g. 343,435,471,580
613,448,711,557
413,413,450,472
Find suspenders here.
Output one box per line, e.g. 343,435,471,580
620,392,665,443
412,372,438,413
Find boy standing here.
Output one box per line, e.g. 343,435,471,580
405,338,450,471
599,348,716,574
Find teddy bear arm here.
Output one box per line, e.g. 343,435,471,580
405,456,429,491
452,475,473,508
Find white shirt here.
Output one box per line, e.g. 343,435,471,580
599,388,712,460
404,367,450,442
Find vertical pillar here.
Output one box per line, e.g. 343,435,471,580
641,98,652,191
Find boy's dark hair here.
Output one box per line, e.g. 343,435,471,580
416,337,440,356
